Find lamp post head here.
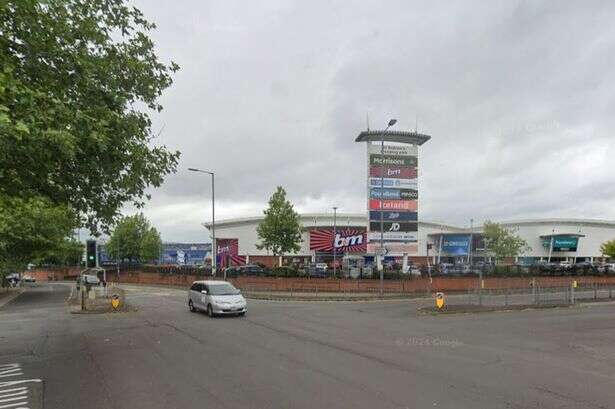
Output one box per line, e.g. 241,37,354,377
388,119,397,127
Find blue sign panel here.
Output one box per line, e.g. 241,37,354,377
441,235,470,255
369,211,417,221
370,188,401,199
370,188,418,200
369,178,417,189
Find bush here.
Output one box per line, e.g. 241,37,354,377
270,266,298,277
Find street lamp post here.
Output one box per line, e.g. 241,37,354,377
379,119,397,296
333,206,338,278
188,168,217,277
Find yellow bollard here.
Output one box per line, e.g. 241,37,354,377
435,292,445,309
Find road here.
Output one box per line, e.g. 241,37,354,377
1,283,615,409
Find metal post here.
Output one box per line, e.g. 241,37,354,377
478,275,483,306
333,206,337,278
211,172,217,278
188,168,216,276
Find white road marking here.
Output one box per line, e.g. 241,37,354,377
0,389,27,399
0,364,42,409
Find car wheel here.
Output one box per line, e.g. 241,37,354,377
188,300,196,312
207,304,215,318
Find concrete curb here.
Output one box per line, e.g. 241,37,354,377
418,303,573,315
0,289,24,309
243,293,427,302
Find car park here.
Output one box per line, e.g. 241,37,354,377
188,280,247,317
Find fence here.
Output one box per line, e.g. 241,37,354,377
464,280,615,307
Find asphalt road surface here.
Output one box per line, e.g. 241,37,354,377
1,283,615,409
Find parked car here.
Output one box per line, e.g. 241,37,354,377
187,280,247,317
5,273,20,287
239,264,267,276
307,263,328,277
408,266,421,276
559,261,572,269
21,275,36,283
595,263,615,273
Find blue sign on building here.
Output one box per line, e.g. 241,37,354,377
97,242,211,265
162,243,211,265
441,235,471,255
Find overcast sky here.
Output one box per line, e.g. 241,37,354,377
124,0,615,243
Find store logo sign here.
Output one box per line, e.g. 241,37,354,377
334,233,363,248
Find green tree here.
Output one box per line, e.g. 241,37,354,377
483,221,531,264
0,196,78,279
140,227,162,263
600,240,615,259
34,239,84,267
0,0,180,233
107,213,161,263
256,187,303,266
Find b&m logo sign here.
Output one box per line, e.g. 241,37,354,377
309,229,367,253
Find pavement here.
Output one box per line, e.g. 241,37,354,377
1,282,615,409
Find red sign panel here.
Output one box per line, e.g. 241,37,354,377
369,166,417,179
309,229,367,253
368,199,417,211
216,238,246,267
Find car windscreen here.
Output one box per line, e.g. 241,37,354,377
207,283,240,295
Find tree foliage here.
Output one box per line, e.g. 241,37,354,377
106,213,161,263
0,196,78,274
256,187,302,262
600,240,615,259
0,0,180,233
483,221,531,263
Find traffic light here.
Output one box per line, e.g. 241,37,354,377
86,240,97,268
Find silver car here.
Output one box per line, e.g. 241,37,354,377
188,280,247,317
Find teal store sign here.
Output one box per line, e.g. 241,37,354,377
543,236,579,251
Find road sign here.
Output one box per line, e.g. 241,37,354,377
435,292,445,309
111,294,120,310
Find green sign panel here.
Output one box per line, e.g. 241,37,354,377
543,236,579,251
370,154,417,167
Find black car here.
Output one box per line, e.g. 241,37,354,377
238,264,267,276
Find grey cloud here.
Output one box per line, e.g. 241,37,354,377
127,0,615,241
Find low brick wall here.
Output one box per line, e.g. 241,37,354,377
28,269,615,294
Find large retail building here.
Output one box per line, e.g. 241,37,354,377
204,214,615,267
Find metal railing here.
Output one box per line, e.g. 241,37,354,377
464,282,615,307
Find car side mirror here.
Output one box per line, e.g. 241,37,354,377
201,290,207,294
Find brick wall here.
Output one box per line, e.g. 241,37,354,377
29,269,615,294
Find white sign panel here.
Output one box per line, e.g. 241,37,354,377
368,144,417,156
367,232,418,242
